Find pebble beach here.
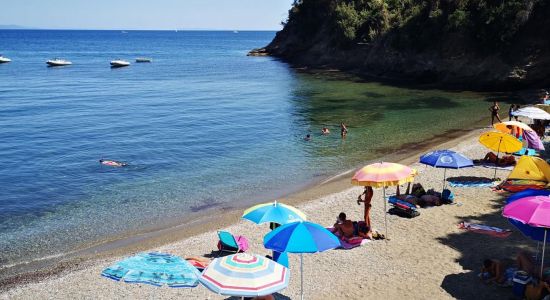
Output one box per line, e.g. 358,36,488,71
1,127,537,300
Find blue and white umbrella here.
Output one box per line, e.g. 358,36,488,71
264,221,340,300
101,252,200,288
419,150,473,190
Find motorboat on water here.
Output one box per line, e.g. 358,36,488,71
0,55,11,63
46,58,72,66
135,57,152,63
110,59,130,67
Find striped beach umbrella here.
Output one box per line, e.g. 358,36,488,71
199,253,289,297
351,162,416,187
351,162,416,238
242,201,306,225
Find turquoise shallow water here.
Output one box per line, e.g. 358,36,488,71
0,30,498,269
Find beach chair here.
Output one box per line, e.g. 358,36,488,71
217,231,249,254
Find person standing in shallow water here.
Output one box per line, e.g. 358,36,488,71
340,123,348,139
489,101,501,125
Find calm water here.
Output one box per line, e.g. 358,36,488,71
0,30,494,269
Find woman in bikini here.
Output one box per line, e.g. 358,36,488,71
489,101,502,125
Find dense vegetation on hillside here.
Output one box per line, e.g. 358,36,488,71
285,0,539,49
260,0,550,89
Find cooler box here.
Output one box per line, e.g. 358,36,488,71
512,271,530,297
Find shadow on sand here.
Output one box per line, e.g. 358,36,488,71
437,193,535,299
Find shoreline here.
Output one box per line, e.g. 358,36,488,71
0,119,489,292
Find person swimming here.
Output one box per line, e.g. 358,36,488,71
304,134,312,141
99,159,128,167
321,127,330,135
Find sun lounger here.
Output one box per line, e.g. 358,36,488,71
217,231,249,254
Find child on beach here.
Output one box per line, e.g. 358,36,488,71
508,104,516,121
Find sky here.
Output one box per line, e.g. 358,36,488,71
1,0,295,30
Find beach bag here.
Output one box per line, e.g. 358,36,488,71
442,189,455,204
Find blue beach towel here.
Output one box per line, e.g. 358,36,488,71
101,252,200,288
448,177,497,187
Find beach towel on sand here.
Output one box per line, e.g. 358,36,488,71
478,163,515,171
458,222,512,238
327,227,371,249
448,177,497,187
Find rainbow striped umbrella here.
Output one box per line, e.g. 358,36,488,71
351,162,416,238
199,253,289,297
242,201,306,225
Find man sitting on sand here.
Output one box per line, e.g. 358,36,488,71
333,212,354,239
483,152,516,166
481,258,505,284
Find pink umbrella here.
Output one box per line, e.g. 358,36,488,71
503,196,550,278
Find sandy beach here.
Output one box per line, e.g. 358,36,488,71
0,127,538,299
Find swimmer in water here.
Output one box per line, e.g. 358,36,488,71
321,127,330,135
304,134,312,141
99,159,128,167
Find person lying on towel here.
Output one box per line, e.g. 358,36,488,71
483,152,516,166
333,212,354,239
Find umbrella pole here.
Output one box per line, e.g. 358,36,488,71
494,138,502,180
442,168,447,191
541,230,547,279
383,185,388,239
301,253,304,300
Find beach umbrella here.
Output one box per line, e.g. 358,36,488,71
494,121,534,133
351,162,416,238
263,221,340,300
503,195,550,278
242,200,307,225
101,252,200,288
419,150,473,190
478,131,523,179
200,253,289,297
512,106,550,120
507,190,550,244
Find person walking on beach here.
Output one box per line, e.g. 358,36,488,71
489,101,501,125
340,123,348,139
508,104,516,121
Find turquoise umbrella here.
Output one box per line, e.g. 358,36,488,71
263,221,340,300
242,200,307,225
101,252,200,288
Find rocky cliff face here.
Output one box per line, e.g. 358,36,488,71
253,0,550,90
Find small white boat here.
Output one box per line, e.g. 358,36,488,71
135,57,152,63
0,55,11,63
110,60,130,67
46,58,72,66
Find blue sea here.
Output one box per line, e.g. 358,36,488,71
0,30,494,270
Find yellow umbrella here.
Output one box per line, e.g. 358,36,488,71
479,131,523,179
351,162,416,238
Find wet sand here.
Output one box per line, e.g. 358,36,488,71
0,127,537,299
